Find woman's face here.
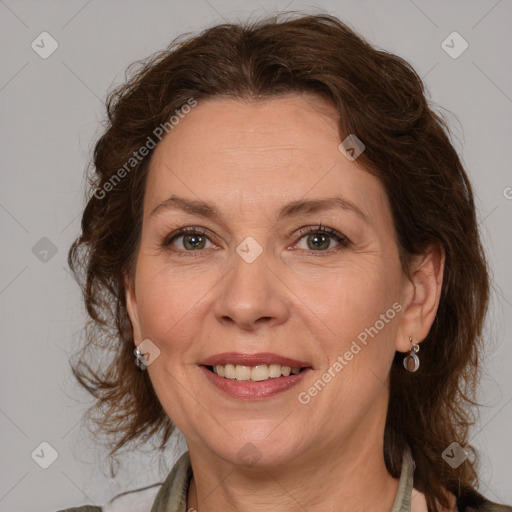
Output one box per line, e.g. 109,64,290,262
126,93,420,469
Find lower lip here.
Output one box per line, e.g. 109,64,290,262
200,365,311,400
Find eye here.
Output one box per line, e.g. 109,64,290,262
294,225,349,253
162,227,216,252
160,224,349,255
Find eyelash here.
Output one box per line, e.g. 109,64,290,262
160,224,349,256
294,225,349,254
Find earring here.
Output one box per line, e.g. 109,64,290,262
134,346,147,371
403,337,420,372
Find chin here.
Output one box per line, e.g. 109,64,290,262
209,430,308,470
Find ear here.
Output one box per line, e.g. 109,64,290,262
124,271,143,345
395,242,445,353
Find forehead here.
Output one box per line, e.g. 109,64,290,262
144,93,388,226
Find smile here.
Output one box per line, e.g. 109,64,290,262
200,365,312,400
207,363,306,381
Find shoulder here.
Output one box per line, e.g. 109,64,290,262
55,507,102,512
55,481,163,512
455,485,512,512
55,451,191,512
411,486,511,512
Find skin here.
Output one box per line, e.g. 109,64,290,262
125,92,446,512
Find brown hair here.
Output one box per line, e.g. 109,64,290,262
68,12,489,511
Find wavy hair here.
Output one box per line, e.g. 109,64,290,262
68,12,489,511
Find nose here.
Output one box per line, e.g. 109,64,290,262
213,246,290,331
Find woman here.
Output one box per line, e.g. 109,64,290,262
58,12,511,512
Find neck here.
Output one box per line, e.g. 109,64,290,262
187,422,399,512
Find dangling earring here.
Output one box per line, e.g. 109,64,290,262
134,346,147,371
403,336,420,372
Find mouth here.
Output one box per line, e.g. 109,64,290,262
200,364,312,400
203,364,311,382
198,352,313,399
199,352,313,382
202,363,310,382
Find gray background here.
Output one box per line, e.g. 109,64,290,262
0,1,511,510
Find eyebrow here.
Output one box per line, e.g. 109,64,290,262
149,195,369,224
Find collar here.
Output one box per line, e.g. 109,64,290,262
390,445,416,512
150,451,193,512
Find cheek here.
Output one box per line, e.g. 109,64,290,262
295,258,399,331
304,260,402,373
133,257,215,355
134,239,402,364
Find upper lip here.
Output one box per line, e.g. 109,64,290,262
200,352,312,368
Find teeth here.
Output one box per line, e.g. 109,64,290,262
251,365,270,381
268,364,282,378
235,365,251,381
224,364,236,379
212,363,302,381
